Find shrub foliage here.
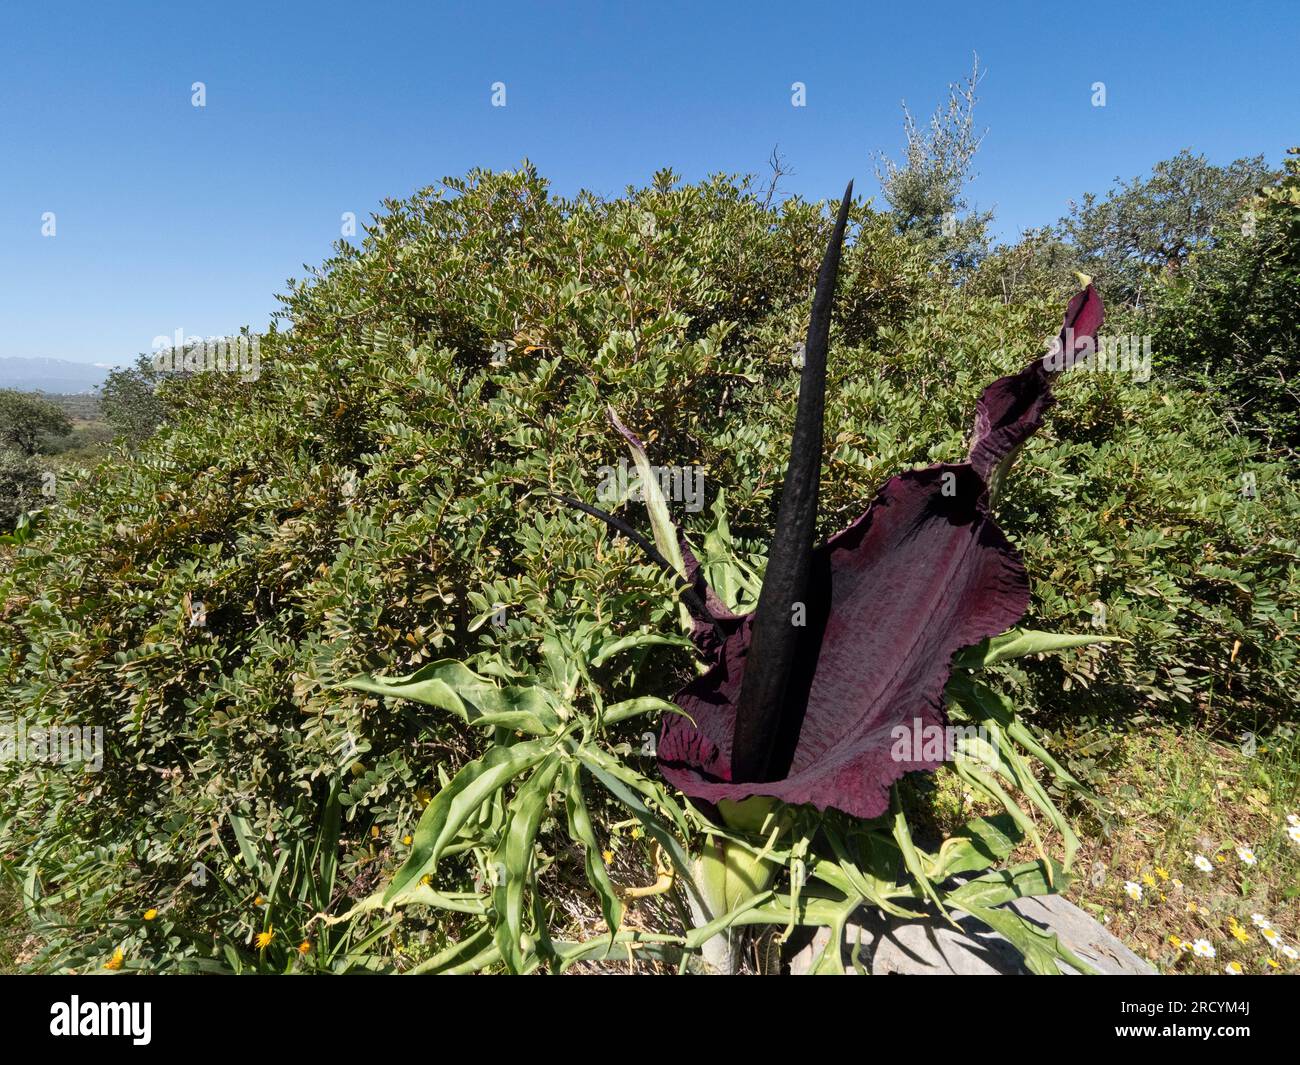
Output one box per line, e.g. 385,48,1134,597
1,165,1296,970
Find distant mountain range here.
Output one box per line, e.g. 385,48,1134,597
0,357,117,394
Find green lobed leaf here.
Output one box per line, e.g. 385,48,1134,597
385,738,552,903
954,627,1127,670
961,902,1098,976
492,754,563,973
339,659,559,735
945,859,1067,909
926,814,1022,883
561,761,625,937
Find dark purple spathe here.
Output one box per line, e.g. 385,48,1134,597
657,285,1104,819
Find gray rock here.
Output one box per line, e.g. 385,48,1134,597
788,893,1154,975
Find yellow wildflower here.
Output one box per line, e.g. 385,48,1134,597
1141,873,1156,888
104,948,124,971
602,849,614,864
143,908,158,921
402,835,413,846
297,940,311,955
255,929,273,949
1155,866,1169,881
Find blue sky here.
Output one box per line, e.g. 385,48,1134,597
3,0,1296,365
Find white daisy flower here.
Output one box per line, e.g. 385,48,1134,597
1281,944,1299,961
1224,962,1243,975
1192,939,1216,959
1193,854,1214,872
1235,846,1256,866
1124,881,1143,901
1251,913,1273,929
1287,825,1300,845
1261,927,1281,946
1287,813,1299,826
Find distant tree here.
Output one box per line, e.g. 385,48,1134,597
970,227,1080,305
875,56,991,272
1149,147,1300,453
99,355,165,444
0,389,72,455
1061,149,1275,307
0,447,41,530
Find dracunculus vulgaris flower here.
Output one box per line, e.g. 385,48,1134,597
579,183,1103,821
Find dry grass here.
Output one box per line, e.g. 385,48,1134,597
1062,723,1300,974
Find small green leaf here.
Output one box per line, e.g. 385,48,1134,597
602,695,686,725
954,628,1126,670
589,632,692,668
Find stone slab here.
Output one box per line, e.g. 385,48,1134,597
788,893,1154,975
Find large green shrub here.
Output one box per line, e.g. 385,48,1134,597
1,165,1296,971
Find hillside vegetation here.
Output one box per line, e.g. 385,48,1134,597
1,154,1296,972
